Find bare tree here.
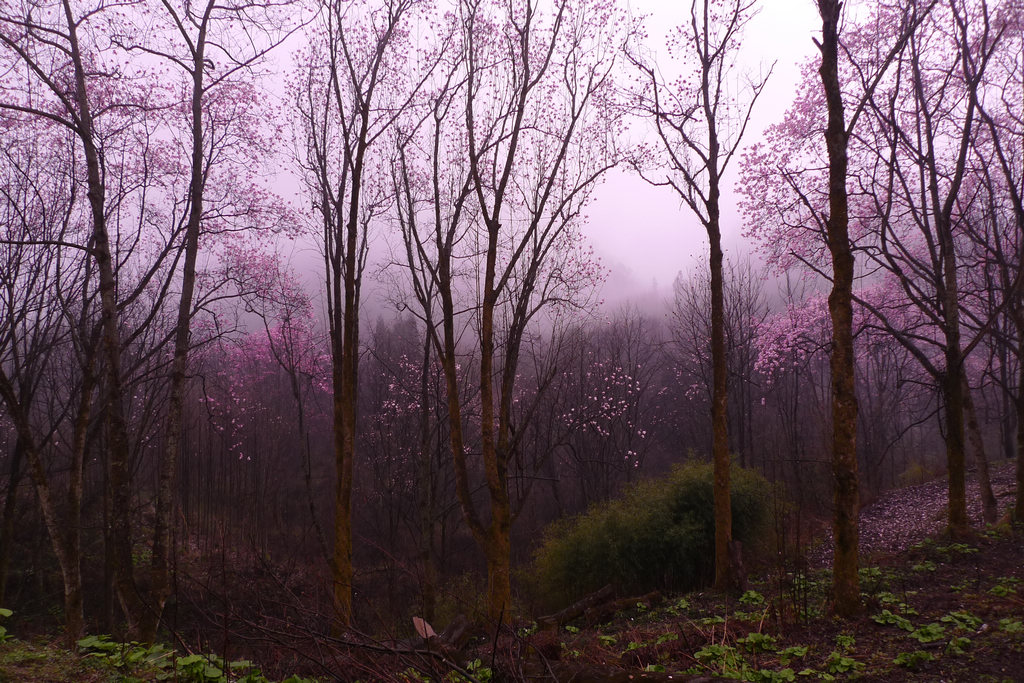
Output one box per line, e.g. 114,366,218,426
670,259,770,469
0,128,94,641
972,3,1024,520
393,0,631,621
107,0,297,640
628,0,771,591
295,0,436,626
851,0,1003,532
741,0,928,616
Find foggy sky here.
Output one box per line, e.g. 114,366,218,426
585,0,820,302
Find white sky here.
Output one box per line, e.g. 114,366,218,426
282,0,824,315
588,0,821,299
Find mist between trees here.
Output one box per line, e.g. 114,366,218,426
0,0,1022,668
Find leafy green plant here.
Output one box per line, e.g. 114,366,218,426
911,560,936,573
173,653,225,681
824,651,862,675
989,576,1020,597
893,650,934,669
777,646,807,666
910,623,946,644
532,462,776,606
694,643,746,674
654,632,678,645
936,543,978,556
857,566,891,594
945,636,971,656
873,593,919,616
733,610,763,621
517,622,538,638
77,635,172,672
740,590,765,605
0,608,13,643
666,597,690,617
736,632,777,653
875,591,899,606
949,579,972,593
76,635,299,683
872,609,914,631
463,658,492,683
999,618,1023,634
910,538,935,551
858,566,882,581
834,634,855,652
941,610,982,631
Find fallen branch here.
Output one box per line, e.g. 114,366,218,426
584,590,663,625
536,584,615,631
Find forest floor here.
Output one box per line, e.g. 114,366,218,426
475,463,1023,682
0,464,1021,682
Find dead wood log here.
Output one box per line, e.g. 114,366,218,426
536,584,615,631
583,590,663,625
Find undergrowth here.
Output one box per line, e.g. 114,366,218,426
532,461,776,608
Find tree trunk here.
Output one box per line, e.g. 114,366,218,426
962,375,997,524
1000,339,1015,463
63,0,146,635
939,258,969,535
0,391,85,641
1017,356,1024,521
485,522,512,623
818,0,861,618
0,437,25,608
144,20,211,642
13,425,84,641
941,367,970,534
291,373,327,560
417,331,437,622
331,364,356,627
708,225,733,591
480,232,513,623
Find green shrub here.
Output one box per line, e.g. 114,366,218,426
532,461,776,607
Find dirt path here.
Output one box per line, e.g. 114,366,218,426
811,462,1018,566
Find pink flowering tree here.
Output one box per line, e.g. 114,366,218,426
231,246,332,556
0,122,94,640
357,317,460,622
0,0,163,637
847,0,1004,532
392,0,634,621
971,6,1024,519
740,0,930,615
292,0,441,626
552,312,661,509
102,0,297,639
627,0,772,591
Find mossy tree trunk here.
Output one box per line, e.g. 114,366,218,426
817,0,861,618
